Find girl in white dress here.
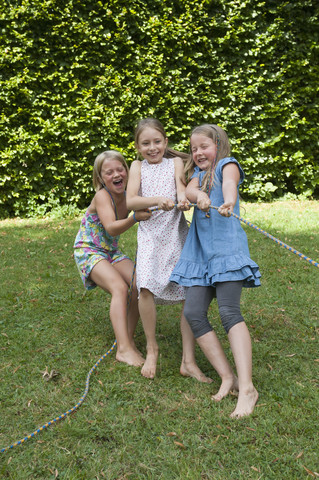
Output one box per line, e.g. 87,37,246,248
127,118,211,381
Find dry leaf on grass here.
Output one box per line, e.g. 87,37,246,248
302,465,318,477
41,366,60,381
174,441,186,449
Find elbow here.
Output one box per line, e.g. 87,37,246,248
126,192,136,210
185,190,196,203
105,225,117,237
126,197,134,210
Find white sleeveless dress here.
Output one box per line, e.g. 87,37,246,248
136,157,188,304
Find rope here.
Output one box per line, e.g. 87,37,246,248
1,247,138,453
2,202,317,453
1,341,117,453
209,205,319,268
152,203,319,268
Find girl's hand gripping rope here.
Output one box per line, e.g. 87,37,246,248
157,197,175,211
177,198,191,211
133,209,152,222
218,202,235,217
196,191,211,212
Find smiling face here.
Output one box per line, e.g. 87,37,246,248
190,133,217,171
100,158,128,194
136,126,168,164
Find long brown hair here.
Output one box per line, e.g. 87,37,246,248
185,124,231,191
134,118,190,161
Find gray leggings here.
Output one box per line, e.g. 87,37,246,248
184,282,244,338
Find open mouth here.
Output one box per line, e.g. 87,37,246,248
113,179,123,186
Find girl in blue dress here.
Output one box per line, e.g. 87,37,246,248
170,124,261,417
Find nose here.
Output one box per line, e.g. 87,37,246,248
195,147,204,156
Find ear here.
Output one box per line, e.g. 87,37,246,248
135,141,140,153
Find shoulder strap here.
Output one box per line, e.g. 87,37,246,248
102,185,118,220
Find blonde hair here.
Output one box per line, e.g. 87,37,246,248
185,124,231,191
92,150,129,192
134,118,190,161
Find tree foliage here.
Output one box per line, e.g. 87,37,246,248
0,0,318,217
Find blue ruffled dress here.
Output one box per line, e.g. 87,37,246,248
170,157,261,288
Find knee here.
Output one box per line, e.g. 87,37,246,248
219,305,244,334
184,301,198,323
184,302,212,339
111,280,129,299
130,282,138,296
139,288,152,299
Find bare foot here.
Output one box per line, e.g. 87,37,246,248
212,375,239,402
130,341,145,359
134,350,146,364
141,349,158,379
116,349,145,367
180,362,213,383
230,386,259,418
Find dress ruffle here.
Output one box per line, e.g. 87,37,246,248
170,254,261,288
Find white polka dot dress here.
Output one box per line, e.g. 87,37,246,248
136,158,188,304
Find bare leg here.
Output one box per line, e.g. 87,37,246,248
90,259,144,367
126,284,144,357
138,288,158,379
228,322,258,418
180,309,212,383
196,331,238,400
127,283,139,342
113,260,144,358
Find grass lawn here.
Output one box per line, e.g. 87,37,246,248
0,200,318,479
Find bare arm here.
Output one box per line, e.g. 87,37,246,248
126,160,174,211
94,189,151,236
186,177,211,211
218,163,240,217
174,157,190,210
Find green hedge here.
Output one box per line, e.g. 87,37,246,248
0,0,318,217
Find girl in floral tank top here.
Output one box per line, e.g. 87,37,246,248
73,150,151,367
